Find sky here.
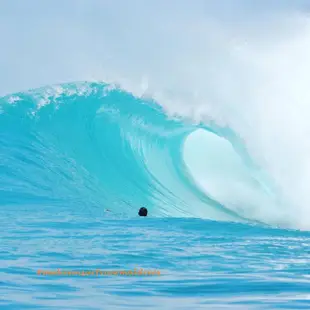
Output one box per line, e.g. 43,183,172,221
0,0,310,95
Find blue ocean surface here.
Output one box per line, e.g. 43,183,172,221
1,82,310,309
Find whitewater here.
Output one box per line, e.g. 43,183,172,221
1,1,310,309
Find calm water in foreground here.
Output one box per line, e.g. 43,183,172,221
1,206,310,309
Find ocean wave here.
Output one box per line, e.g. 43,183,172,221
0,81,296,228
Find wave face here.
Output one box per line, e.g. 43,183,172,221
1,81,296,228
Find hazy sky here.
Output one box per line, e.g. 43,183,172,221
0,0,310,95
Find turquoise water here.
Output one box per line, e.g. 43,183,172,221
1,82,310,309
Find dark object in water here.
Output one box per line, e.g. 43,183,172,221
138,207,148,217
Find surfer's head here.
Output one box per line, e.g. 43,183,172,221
138,207,148,217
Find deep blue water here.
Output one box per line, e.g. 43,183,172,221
1,82,310,309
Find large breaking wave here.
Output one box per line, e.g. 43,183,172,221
1,81,296,228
